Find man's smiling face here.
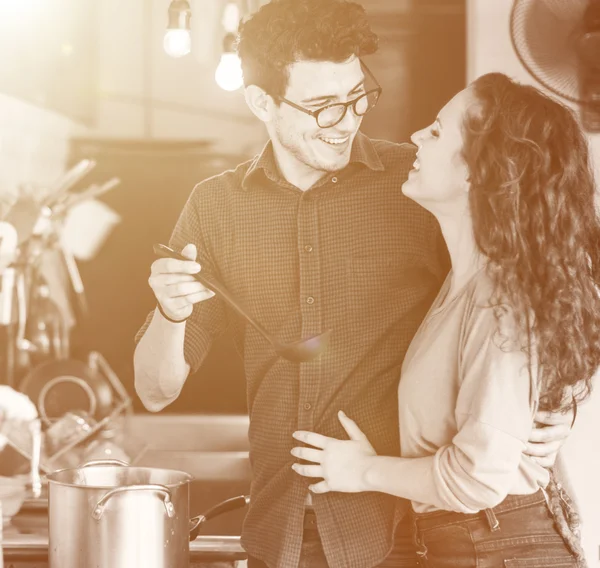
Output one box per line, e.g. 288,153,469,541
269,56,366,177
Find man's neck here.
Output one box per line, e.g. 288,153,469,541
271,143,329,192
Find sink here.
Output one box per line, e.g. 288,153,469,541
125,413,250,452
125,413,252,535
125,413,251,479
134,450,251,481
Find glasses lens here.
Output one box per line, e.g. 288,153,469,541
317,105,346,128
354,90,380,116
315,90,381,128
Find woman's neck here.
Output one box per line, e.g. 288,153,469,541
437,212,486,293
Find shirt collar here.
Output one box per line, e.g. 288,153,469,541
242,140,281,190
349,131,385,172
241,131,385,190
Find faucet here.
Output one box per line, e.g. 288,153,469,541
29,419,42,499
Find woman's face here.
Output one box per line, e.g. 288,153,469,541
402,88,473,216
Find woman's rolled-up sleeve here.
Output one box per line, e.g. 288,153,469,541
427,306,537,513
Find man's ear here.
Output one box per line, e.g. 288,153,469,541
244,85,273,123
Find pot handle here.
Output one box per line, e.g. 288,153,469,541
81,459,129,468
92,484,175,521
189,495,250,541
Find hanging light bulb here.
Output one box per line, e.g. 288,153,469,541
164,0,192,58
215,32,243,91
215,53,243,91
164,29,191,58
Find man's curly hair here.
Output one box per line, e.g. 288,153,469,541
464,72,600,413
236,0,378,99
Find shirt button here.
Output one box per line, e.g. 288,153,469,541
331,176,338,183
304,245,313,253
306,296,315,305
303,403,312,411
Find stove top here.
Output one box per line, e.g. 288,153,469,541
3,498,245,561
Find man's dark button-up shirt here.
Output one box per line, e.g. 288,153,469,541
136,132,448,568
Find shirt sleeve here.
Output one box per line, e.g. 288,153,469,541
134,182,229,373
428,302,537,513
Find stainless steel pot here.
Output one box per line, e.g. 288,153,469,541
46,459,242,568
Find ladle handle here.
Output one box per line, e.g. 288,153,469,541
92,484,175,521
153,244,276,345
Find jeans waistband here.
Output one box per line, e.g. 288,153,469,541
413,490,547,532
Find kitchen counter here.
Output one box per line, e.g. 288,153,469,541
3,495,247,568
2,414,252,567
3,523,246,567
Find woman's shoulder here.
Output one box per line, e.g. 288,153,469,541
462,268,494,316
463,269,521,345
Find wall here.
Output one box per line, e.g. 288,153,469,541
90,0,266,156
467,0,600,563
0,93,78,215
0,0,94,209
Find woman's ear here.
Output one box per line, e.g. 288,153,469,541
244,85,273,123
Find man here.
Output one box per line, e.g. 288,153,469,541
134,1,572,567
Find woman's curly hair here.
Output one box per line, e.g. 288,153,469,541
236,0,378,99
464,72,600,412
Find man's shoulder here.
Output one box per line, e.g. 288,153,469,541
364,138,431,219
369,138,417,169
188,157,255,201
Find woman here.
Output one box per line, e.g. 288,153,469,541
291,72,600,567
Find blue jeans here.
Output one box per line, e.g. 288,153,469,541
412,491,579,568
247,511,418,568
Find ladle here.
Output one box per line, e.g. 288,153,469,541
153,244,331,362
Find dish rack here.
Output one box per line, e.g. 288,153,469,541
4,351,147,475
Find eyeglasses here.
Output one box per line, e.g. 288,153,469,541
276,62,382,129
